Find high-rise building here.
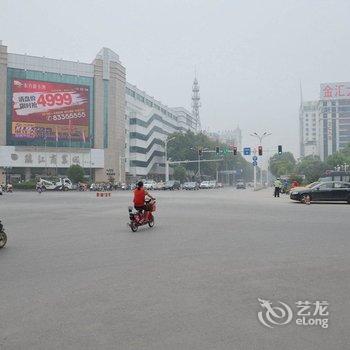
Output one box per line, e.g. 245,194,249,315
299,101,318,157
205,126,242,150
298,83,350,160
318,82,350,160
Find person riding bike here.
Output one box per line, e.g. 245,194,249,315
133,181,155,214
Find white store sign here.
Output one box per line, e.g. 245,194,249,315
0,146,104,168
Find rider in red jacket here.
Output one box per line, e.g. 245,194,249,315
133,181,155,211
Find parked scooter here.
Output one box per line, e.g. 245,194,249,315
0,220,7,249
128,199,156,232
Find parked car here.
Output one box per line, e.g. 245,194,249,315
183,181,199,190
200,181,211,189
209,180,217,189
217,182,223,188
290,181,350,203
236,181,246,189
164,180,181,190
155,181,165,190
39,177,73,191
144,180,157,190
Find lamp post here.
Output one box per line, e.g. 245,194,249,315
250,131,271,187
89,134,94,182
164,136,176,182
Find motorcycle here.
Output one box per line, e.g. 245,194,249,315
0,220,7,249
128,199,156,232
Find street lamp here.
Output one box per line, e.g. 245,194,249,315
164,136,176,182
250,131,272,145
250,131,272,187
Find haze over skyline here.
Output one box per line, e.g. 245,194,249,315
2,0,350,156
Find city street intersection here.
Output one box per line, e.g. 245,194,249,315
0,189,349,350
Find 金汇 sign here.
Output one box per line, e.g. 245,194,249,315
320,82,350,100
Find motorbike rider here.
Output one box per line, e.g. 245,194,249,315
133,181,155,213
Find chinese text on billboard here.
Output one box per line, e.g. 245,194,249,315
12,79,89,143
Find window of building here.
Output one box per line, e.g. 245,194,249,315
145,99,153,107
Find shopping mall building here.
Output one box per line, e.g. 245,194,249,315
0,41,197,184
299,83,350,160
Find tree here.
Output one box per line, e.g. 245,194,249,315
67,164,85,183
269,152,296,177
326,143,350,168
296,155,327,183
173,165,187,182
166,131,254,182
326,152,348,168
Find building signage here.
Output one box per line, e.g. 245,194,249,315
320,82,350,100
12,79,90,142
0,146,104,168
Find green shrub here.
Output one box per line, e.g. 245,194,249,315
13,181,36,190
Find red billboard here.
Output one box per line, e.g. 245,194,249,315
12,79,90,142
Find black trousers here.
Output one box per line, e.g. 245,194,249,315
274,187,280,197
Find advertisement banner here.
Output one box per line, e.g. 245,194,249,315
12,79,90,142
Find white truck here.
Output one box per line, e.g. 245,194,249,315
39,177,73,191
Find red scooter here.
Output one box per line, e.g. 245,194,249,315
128,199,156,232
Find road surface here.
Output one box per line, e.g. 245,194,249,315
0,188,349,349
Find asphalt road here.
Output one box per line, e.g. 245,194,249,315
0,188,349,350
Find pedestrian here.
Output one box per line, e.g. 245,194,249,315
274,178,282,197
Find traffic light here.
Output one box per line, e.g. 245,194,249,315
215,146,220,155
233,146,237,155
278,145,283,154
198,148,203,156
258,146,263,156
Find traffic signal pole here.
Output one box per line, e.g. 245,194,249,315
253,163,257,189
250,131,272,187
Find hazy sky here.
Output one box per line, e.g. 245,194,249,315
1,0,350,156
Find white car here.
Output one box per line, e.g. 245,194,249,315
143,180,156,190
200,181,211,189
209,180,217,189
39,177,73,191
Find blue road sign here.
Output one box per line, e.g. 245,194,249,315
252,155,258,161
252,161,257,166
243,147,251,156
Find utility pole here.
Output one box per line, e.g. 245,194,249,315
89,134,93,182
164,136,175,182
253,164,257,189
198,152,201,177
